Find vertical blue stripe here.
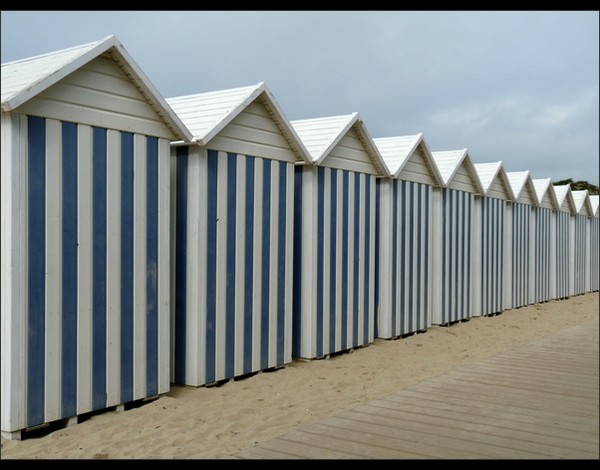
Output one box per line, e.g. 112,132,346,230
329,169,337,352
408,182,415,333
416,184,422,331
61,122,78,417
292,166,303,358
174,147,188,384
449,190,455,322
260,159,271,368
92,127,107,410
145,137,158,396
423,187,429,327
120,132,134,401
374,178,379,338
244,157,255,373
466,194,472,318
353,173,360,347
276,162,287,365
225,153,236,378
364,176,371,343
205,149,218,384
480,198,485,314
391,180,398,336
27,116,45,426
400,181,407,333
316,167,325,357
460,192,466,319
341,171,349,349
441,189,447,324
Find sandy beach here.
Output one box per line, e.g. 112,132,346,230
1,292,597,459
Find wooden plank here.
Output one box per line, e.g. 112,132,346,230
366,398,598,454
409,381,599,425
384,390,599,439
342,405,584,458
312,417,488,458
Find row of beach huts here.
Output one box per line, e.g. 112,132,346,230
1,35,598,438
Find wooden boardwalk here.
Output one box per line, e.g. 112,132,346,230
238,320,599,459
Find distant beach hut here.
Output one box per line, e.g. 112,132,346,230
504,171,539,309
166,83,311,386
571,190,593,296
552,185,576,299
430,150,484,325
589,195,599,292
531,178,560,303
373,133,443,338
472,162,515,317
0,35,191,439
290,113,389,359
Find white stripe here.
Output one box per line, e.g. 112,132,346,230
358,173,365,345
251,157,263,371
376,180,391,338
197,148,208,385
284,162,294,364
133,134,147,400
472,197,482,317
234,155,246,376
322,167,331,355
168,148,177,383
308,167,317,357
44,118,61,422
0,112,24,431
106,130,121,406
368,175,375,341
335,170,343,352
347,172,355,349
215,151,228,381
157,138,170,394
185,147,201,385
77,124,93,414
268,160,279,367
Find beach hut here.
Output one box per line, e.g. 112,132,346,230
552,185,576,299
472,162,515,317
430,150,484,325
373,133,443,338
571,190,593,296
531,178,560,303
504,171,539,309
290,113,388,359
589,195,599,292
166,83,311,386
0,35,192,439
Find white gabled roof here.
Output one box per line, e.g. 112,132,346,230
571,190,593,215
431,149,484,193
290,112,389,175
589,195,599,217
532,178,559,210
553,184,576,213
373,133,442,185
167,82,310,163
473,161,515,200
506,171,539,206
1,35,192,142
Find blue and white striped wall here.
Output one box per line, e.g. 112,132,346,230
554,211,571,299
171,148,294,386
1,113,171,434
589,215,599,292
431,188,474,325
376,179,431,337
503,202,532,309
572,214,588,296
472,197,505,317
293,166,376,359
532,207,553,303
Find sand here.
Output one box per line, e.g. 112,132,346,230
1,292,598,459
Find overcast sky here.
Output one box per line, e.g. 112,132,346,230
2,11,598,185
